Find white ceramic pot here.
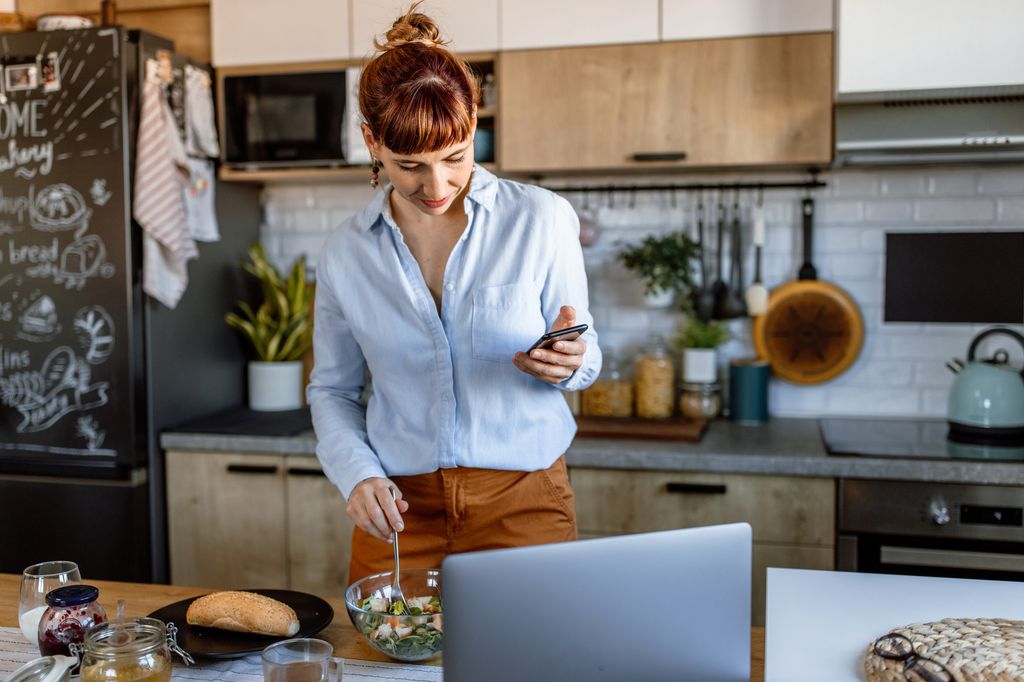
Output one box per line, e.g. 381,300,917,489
248,361,304,411
682,348,717,383
643,287,676,308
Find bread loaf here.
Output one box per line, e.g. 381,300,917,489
186,591,300,636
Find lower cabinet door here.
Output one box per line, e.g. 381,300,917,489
752,543,834,627
285,463,354,597
167,451,289,589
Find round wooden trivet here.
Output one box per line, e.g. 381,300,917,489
864,618,1024,682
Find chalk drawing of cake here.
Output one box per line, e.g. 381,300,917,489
30,183,91,232
20,294,60,339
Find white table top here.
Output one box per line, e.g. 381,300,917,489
765,568,1024,682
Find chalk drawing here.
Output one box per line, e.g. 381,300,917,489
24,233,116,290
89,178,111,206
0,345,109,433
73,305,114,365
17,292,60,342
29,183,91,233
75,415,105,451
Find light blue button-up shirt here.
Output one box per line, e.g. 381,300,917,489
308,166,601,499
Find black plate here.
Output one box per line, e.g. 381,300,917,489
147,589,334,659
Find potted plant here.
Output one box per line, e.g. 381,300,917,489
672,315,731,383
225,243,314,411
616,231,699,308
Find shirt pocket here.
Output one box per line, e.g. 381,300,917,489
471,279,546,363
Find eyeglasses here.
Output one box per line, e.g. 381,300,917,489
872,633,954,682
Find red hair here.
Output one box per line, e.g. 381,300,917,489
359,3,479,155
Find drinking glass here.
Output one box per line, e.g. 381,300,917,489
19,561,81,646
262,638,343,682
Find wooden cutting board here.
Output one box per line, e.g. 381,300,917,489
574,416,709,442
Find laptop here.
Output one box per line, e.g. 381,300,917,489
442,522,752,682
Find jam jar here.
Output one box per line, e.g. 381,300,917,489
38,585,106,658
79,617,173,682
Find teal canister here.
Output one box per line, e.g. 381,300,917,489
729,358,770,423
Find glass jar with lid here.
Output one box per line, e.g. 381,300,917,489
582,350,633,417
635,337,676,419
78,617,174,682
679,381,722,419
37,585,106,658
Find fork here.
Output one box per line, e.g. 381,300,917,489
389,487,411,615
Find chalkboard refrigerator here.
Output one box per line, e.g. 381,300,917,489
0,28,261,582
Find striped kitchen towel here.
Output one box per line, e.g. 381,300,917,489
134,58,197,309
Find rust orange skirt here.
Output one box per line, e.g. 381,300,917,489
348,456,577,584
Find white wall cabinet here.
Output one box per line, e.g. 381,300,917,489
351,0,498,58
211,0,350,67
501,0,659,51
662,0,832,41
837,0,1024,95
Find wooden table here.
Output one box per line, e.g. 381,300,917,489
1,574,765,680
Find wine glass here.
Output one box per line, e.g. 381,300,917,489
19,561,81,646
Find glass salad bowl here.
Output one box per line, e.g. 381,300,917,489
345,569,442,662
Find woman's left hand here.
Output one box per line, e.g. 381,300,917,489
513,305,586,385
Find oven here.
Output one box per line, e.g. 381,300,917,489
838,479,1024,581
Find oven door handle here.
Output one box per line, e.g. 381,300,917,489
880,546,1024,574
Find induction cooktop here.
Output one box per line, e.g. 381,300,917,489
819,417,1024,461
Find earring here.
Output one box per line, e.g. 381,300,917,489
370,158,381,188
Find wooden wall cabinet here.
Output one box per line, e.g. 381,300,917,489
569,468,836,626
166,450,353,596
498,32,833,173
211,0,350,67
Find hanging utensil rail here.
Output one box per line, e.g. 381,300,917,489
542,177,826,194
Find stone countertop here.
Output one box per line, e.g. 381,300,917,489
160,417,1024,486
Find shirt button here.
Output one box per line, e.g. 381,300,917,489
445,282,455,292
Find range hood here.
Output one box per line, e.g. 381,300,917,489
834,85,1024,167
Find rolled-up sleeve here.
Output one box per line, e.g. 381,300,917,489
541,194,602,392
307,251,387,499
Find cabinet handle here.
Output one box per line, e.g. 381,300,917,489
665,482,727,495
287,468,327,478
632,152,687,162
226,464,279,475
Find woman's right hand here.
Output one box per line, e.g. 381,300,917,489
346,477,409,542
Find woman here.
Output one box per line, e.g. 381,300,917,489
308,3,601,584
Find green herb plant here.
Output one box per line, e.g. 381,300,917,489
224,243,314,362
616,231,700,308
673,315,731,350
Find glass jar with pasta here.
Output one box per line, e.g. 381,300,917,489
582,351,633,417
635,338,675,419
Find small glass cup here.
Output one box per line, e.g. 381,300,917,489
262,638,343,682
19,561,81,646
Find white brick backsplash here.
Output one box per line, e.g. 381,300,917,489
816,227,862,253
997,199,1024,223
859,228,886,252
881,175,926,197
830,173,879,198
914,198,996,224
263,167,1020,417
921,388,949,417
817,200,864,225
979,169,1024,195
864,200,913,224
827,387,920,415
927,171,979,196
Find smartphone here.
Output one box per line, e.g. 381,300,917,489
527,323,589,353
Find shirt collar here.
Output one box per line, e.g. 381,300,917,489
357,164,498,232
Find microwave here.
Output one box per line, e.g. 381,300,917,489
219,66,369,168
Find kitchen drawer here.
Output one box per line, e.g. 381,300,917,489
569,468,835,546
751,542,834,626
285,463,353,597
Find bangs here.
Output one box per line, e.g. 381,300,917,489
375,81,474,155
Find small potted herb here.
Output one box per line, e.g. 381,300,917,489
617,232,700,308
672,315,731,383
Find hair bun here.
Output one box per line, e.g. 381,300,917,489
377,5,447,52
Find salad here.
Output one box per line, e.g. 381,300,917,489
357,595,443,660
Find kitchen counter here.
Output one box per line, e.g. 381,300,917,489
0,574,765,679
161,416,1024,486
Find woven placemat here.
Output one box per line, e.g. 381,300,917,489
864,618,1024,682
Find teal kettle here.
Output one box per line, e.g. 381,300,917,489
947,327,1024,446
